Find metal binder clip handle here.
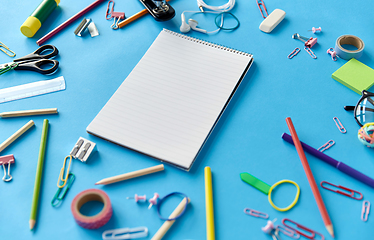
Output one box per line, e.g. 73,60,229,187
0,155,15,182
102,226,148,240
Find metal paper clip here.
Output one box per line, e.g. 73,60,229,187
362,201,370,222
317,140,335,152
256,0,268,18
327,48,337,61
74,18,92,36
106,0,115,20
304,47,317,59
102,226,148,240
244,208,269,219
51,173,75,207
0,154,15,182
111,12,125,29
333,117,346,133
320,181,363,200
57,155,73,188
292,33,317,48
0,41,16,57
288,48,300,59
277,225,300,239
282,218,325,240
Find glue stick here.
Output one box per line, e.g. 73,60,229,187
20,0,60,38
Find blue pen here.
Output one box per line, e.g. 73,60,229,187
282,133,374,188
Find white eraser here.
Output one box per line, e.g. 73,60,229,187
259,9,286,33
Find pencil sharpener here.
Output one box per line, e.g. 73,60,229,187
139,0,175,21
70,137,97,163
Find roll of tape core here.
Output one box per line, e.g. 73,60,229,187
335,35,364,60
71,189,112,229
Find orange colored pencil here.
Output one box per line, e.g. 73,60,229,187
286,117,335,238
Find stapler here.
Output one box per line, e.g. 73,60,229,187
139,0,175,21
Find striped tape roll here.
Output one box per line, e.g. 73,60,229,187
335,35,364,60
71,189,112,229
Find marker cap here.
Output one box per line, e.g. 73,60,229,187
20,16,42,38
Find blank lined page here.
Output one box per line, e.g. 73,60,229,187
87,29,253,170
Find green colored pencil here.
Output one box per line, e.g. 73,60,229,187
30,119,49,230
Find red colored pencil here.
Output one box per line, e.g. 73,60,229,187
286,117,335,238
36,0,106,45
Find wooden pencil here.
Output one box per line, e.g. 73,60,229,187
0,120,34,153
286,117,334,238
0,108,58,118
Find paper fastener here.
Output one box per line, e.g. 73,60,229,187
320,181,363,200
259,9,285,33
102,226,148,240
362,201,370,222
244,208,269,219
70,137,96,163
0,154,15,181
292,33,317,48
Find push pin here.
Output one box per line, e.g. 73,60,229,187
127,194,147,203
327,48,337,61
308,27,322,33
262,218,282,240
148,193,159,209
0,154,15,182
111,12,125,29
292,33,317,48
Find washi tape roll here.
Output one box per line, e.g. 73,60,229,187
71,189,112,229
335,35,364,60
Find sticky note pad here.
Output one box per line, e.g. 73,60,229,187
332,58,374,94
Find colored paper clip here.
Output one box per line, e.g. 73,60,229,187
0,154,15,182
102,226,148,240
277,225,300,239
288,48,300,59
244,208,269,219
282,218,325,240
304,47,317,59
106,0,115,20
57,155,73,188
362,200,370,222
0,41,16,57
320,181,363,200
317,140,335,152
256,0,268,18
333,117,346,133
51,173,75,207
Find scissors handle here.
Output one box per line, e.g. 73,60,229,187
15,59,59,74
14,45,59,62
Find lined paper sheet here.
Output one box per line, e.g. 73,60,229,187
87,29,253,170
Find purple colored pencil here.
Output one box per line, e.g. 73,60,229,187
282,132,374,188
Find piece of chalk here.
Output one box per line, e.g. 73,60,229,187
259,9,286,33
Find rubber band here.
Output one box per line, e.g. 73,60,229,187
268,180,300,212
214,12,240,30
156,192,188,221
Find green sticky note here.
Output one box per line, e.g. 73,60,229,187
240,172,271,195
332,58,374,94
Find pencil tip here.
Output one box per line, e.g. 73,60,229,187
29,219,36,230
326,224,334,238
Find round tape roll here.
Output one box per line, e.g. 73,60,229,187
335,35,364,60
71,189,112,229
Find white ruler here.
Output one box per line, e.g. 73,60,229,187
0,76,65,103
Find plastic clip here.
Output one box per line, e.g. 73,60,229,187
362,201,370,222
304,47,317,59
102,226,148,240
0,41,16,57
288,48,300,59
317,140,335,152
244,208,269,219
256,0,268,18
51,173,75,207
0,154,15,182
277,225,300,239
282,218,325,239
333,117,346,133
320,181,363,200
327,48,337,61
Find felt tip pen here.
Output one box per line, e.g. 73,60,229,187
282,132,374,189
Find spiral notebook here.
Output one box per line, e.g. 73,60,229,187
87,29,253,170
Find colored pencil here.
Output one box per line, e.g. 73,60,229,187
0,108,58,118
36,0,106,45
0,120,34,153
205,167,215,240
30,119,49,230
285,117,334,238
95,164,164,185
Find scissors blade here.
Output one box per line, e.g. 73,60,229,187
0,62,14,70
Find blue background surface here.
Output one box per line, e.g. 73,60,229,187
0,0,373,239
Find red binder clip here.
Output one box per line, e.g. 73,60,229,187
320,181,363,200
282,218,325,239
0,154,15,182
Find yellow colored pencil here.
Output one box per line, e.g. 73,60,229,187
205,166,215,240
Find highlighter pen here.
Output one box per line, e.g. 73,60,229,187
282,133,374,188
